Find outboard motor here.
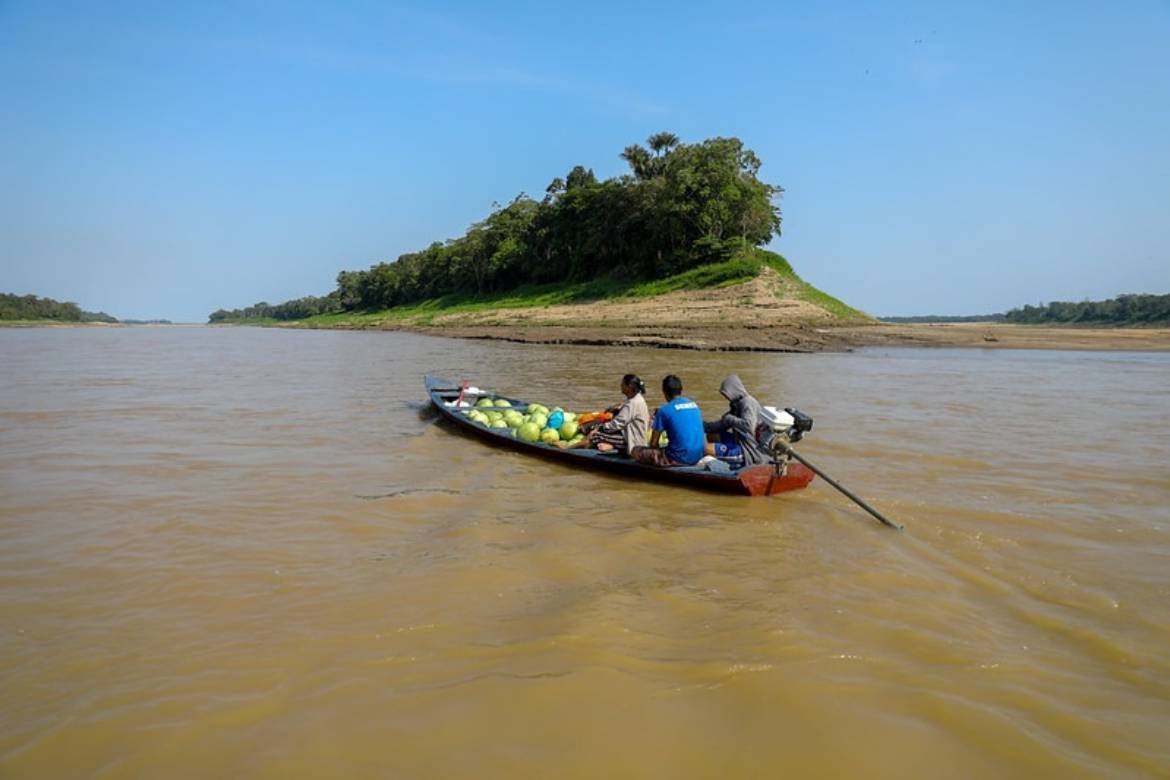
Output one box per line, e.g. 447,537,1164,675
760,406,814,475
761,406,813,443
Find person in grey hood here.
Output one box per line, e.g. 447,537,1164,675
703,374,770,465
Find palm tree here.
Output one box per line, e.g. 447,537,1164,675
620,144,653,179
647,131,680,156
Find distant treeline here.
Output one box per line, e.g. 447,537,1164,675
880,294,1170,326
1004,294,1170,325
1,293,116,323
212,296,342,323
880,314,1006,324
210,133,782,322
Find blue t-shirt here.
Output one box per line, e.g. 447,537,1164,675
652,396,705,465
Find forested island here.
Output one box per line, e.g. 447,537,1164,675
209,133,861,328
205,133,1168,353
1,293,117,324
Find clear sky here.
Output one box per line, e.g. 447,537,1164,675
2,1,1167,322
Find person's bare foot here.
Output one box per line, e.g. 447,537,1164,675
596,442,614,452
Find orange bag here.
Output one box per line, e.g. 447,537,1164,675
576,411,613,426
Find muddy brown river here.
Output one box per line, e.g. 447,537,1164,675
2,327,1168,777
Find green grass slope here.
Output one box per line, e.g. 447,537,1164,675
215,249,870,327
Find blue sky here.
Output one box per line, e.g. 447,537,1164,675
2,1,1167,321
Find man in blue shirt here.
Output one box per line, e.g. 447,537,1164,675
632,374,706,466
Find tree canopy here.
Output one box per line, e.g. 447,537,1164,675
210,133,783,322
1004,294,1170,325
1,293,117,322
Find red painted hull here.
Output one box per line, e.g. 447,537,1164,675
426,376,814,497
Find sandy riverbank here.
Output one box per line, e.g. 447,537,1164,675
389,321,1170,352
281,269,1170,352
832,321,1170,351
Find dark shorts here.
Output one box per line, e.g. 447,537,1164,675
713,442,742,457
713,431,742,458
631,446,678,467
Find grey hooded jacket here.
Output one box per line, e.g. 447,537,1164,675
703,374,770,465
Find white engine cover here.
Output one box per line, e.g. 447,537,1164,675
761,406,796,432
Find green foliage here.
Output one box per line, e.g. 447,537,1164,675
623,250,769,297
256,247,863,328
209,293,343,323
791,280,868,321
0,293,117,322
212,245,870,326
1004,294,1170,325
210,133,786,322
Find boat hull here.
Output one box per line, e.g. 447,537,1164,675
425,376,814,497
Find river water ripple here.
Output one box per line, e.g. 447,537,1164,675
1,327,1168,777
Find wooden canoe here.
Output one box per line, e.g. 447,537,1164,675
425,375,814,497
